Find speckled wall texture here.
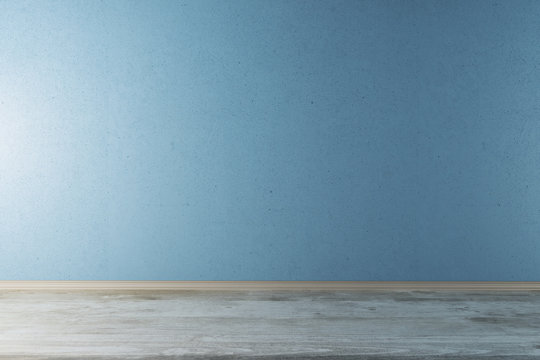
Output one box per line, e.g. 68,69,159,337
0,0,539,280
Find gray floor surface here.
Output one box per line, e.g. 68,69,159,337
0,289,539,359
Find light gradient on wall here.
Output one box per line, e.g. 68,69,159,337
0,0,539,280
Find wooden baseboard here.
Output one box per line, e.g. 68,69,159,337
0,281,538,291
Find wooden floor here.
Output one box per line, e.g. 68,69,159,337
0,289,539,359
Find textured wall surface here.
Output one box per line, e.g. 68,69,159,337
0,0,539,280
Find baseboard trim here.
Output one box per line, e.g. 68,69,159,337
0,281,538,291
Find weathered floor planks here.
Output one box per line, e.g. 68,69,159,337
0,290,539,358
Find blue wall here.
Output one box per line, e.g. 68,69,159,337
1,0,539,280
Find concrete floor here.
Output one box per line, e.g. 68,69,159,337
0,290,539,359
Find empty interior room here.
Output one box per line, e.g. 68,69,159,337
1,0,540,359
